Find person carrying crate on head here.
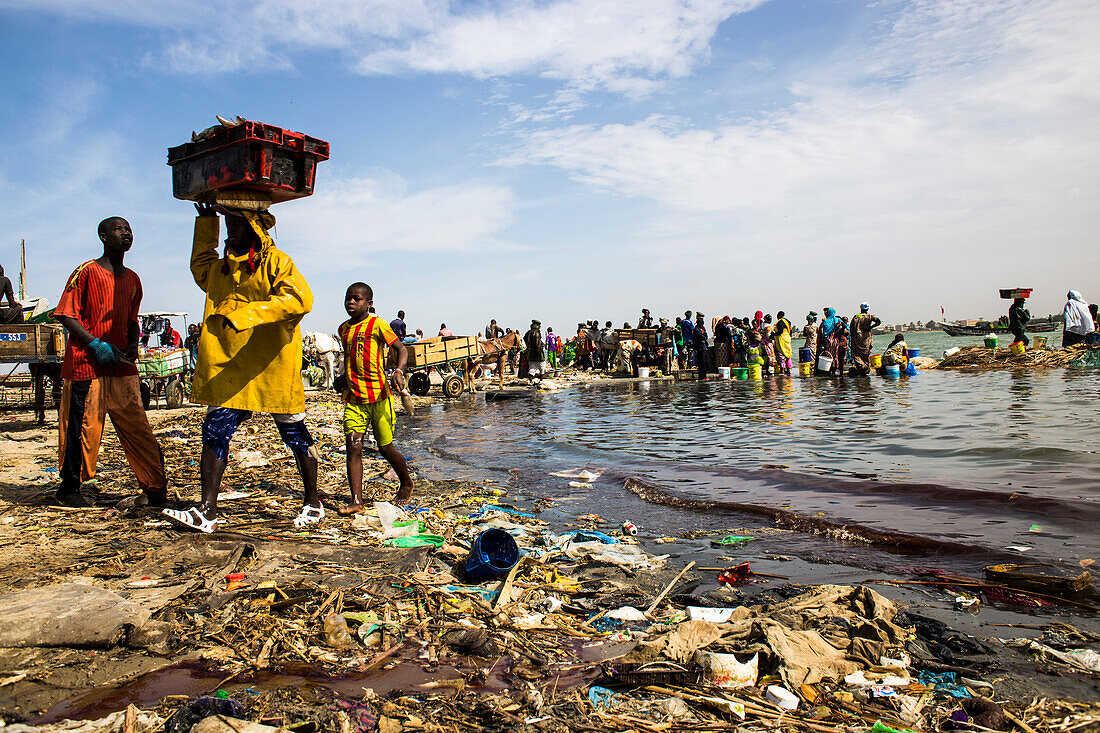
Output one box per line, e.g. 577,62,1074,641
53,217,168,507
163,203,321,533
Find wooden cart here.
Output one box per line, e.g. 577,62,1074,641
404,336,480,398
613,328,677,374
0,324,65,423
137,312,190,409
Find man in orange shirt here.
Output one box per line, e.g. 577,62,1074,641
335,282,413,513
53,217,167,507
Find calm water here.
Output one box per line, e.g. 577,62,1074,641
405,339,1097,577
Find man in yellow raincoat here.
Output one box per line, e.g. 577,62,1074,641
163,203,321,532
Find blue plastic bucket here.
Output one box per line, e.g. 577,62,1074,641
905,348,920,359
883,364,900,376
798,347,813,363
464,529,519,581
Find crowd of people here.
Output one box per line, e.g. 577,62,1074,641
554,305,892,377
380,290,1100,385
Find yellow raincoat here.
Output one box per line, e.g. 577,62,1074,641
190,214,313,413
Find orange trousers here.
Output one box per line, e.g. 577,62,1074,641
58,376,167,493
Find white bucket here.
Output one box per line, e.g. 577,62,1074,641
717,366,731,379
817,355,833,372
636,367,650,378
695,651,758,689
943,347,960,357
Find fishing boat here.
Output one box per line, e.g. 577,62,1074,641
938,320,1059,336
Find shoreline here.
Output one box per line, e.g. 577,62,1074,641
1,391,1097,731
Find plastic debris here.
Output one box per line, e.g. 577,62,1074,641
765,684,799,710
711,534,754,546
695,650,758,688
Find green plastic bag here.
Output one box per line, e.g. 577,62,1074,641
385,534,446,548
711,534,754,546
872,721,917,733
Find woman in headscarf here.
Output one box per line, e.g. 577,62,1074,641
882,333,909,368
816,307,845,375
1062,291,1094,347
761,314,776,374
773,311,793,376
714,316,733,368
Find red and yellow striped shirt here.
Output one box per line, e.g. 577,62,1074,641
338,315,398,405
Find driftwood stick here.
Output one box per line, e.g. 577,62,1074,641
646,561,695,617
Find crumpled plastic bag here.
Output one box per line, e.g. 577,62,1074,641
1016,639,1100,673
560,539,667,570
351,502,418,540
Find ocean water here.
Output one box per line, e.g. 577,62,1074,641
405,355,1098,578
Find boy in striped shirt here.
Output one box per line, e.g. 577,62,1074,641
336,282,413,513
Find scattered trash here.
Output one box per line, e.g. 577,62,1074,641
322,613,355,649
551,468,602,481
765,684,799,710
587,685,617,711
686,606,743,623
463,528,519,580
954,594,980,613
164,698,245,733
1,400,1096,733
695,650,758,688
717,562,753,585
711,534,754,546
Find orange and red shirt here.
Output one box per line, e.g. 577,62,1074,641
338,315,398,405
55,260,142,380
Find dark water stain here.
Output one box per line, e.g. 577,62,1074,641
33,642,607,726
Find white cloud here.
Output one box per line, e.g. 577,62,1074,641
3,0,765,97
275,173,519,268
355,0,766,83
498,0,1100,318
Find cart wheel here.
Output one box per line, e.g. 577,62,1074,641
442,374,464,398
165,379,185,409
140,381,152,410
408,372,431,396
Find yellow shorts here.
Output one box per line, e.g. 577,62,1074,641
343,397,395,446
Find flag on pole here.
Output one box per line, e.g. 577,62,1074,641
19,239,25,300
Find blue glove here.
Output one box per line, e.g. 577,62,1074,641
87,338,120,365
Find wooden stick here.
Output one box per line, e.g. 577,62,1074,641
646,561,695,617
493,557,525,610
1003,709,1040,733
362,618,429,671
869,578,1096,610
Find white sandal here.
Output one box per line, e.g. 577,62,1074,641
162,507,218,533
293,503,325,528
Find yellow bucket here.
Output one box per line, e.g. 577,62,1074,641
1033,336,1047,349
1010,341,1026,356
798,362,813,377
747,364,762,380
870,354,882,368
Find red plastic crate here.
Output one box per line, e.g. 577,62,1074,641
167,121,329,203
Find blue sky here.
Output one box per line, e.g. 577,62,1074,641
1,0,1097,336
